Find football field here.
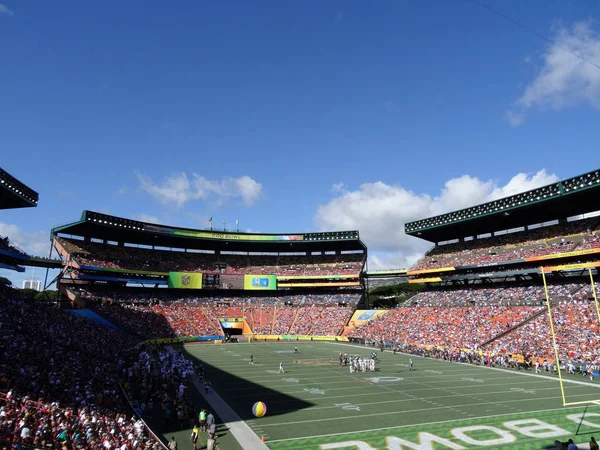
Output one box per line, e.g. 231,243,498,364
182,342,600,449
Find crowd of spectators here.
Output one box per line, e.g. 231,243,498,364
57,237,364,276
120,345,198,432
353,303,544,349
0,286,164,449
411,217,600,271
484,298,600,361
353,282,600,361
408,282,590,306
72,287,361,338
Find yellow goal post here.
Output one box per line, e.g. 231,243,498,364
542,266,600,407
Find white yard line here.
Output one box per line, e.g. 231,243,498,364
231,371,520,384
247,384,579,414
240,378,587,403
266,404,584,443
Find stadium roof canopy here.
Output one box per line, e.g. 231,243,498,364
0,168,39,210
52,210,367,253
405,169,600,243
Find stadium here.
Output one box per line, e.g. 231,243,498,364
2,166,600,450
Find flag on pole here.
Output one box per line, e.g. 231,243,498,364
236,218,239,231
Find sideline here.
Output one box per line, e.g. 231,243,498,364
326,342,600,389
192,376,270,450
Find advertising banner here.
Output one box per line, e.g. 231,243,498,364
251,335,349,341
168,272,203,289
407,267,455,276
348,310,389,327
542,261,600,273
525,247,600,262
408,277,442,283
220,321,245,329
244,274,277,290
144,224,304,241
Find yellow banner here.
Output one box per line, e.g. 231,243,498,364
409,277,442,283
525,247,600,262
542,261,600,273
251,335,348,341
407,266,455,275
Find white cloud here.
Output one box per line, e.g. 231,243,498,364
331,182,345,193
508,22,600,125
505,110,525,127
314,169,559,270
0,4,13,15
0,223,50,256
136,171,263,208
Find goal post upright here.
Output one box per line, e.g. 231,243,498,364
541,266,567,406
589,268,600,326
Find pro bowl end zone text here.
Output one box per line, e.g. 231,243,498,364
268,408,600,450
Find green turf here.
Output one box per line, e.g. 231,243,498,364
182,342,600,449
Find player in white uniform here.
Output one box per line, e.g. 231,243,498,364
278,361,285,373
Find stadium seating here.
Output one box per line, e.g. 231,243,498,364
0,286,164,449
411,217,600,271
57,237,364,276
352,283,598,360
76,287,361,338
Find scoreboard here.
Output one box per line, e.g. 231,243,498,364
202,273,220,288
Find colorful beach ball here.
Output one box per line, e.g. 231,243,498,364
252,401,267,418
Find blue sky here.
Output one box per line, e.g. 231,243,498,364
1,0,600,286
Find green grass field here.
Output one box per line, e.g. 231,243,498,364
180,342,600,449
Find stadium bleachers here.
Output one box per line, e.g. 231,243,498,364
57,237,364,276
0,287,164,449
411,217,600,271
75,287,361,338
352,282,600,360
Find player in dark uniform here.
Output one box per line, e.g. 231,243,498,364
249,353,254,365
294,346,299,354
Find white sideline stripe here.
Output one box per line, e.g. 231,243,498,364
250,391,595,428
191,375,268,449
325,342,600,390
266,405,584,443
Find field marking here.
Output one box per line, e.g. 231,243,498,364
251,391,597,428
265,404,584,443
325,342,600,389
234,379,590,404
230,370,562,392
246,384,581,415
